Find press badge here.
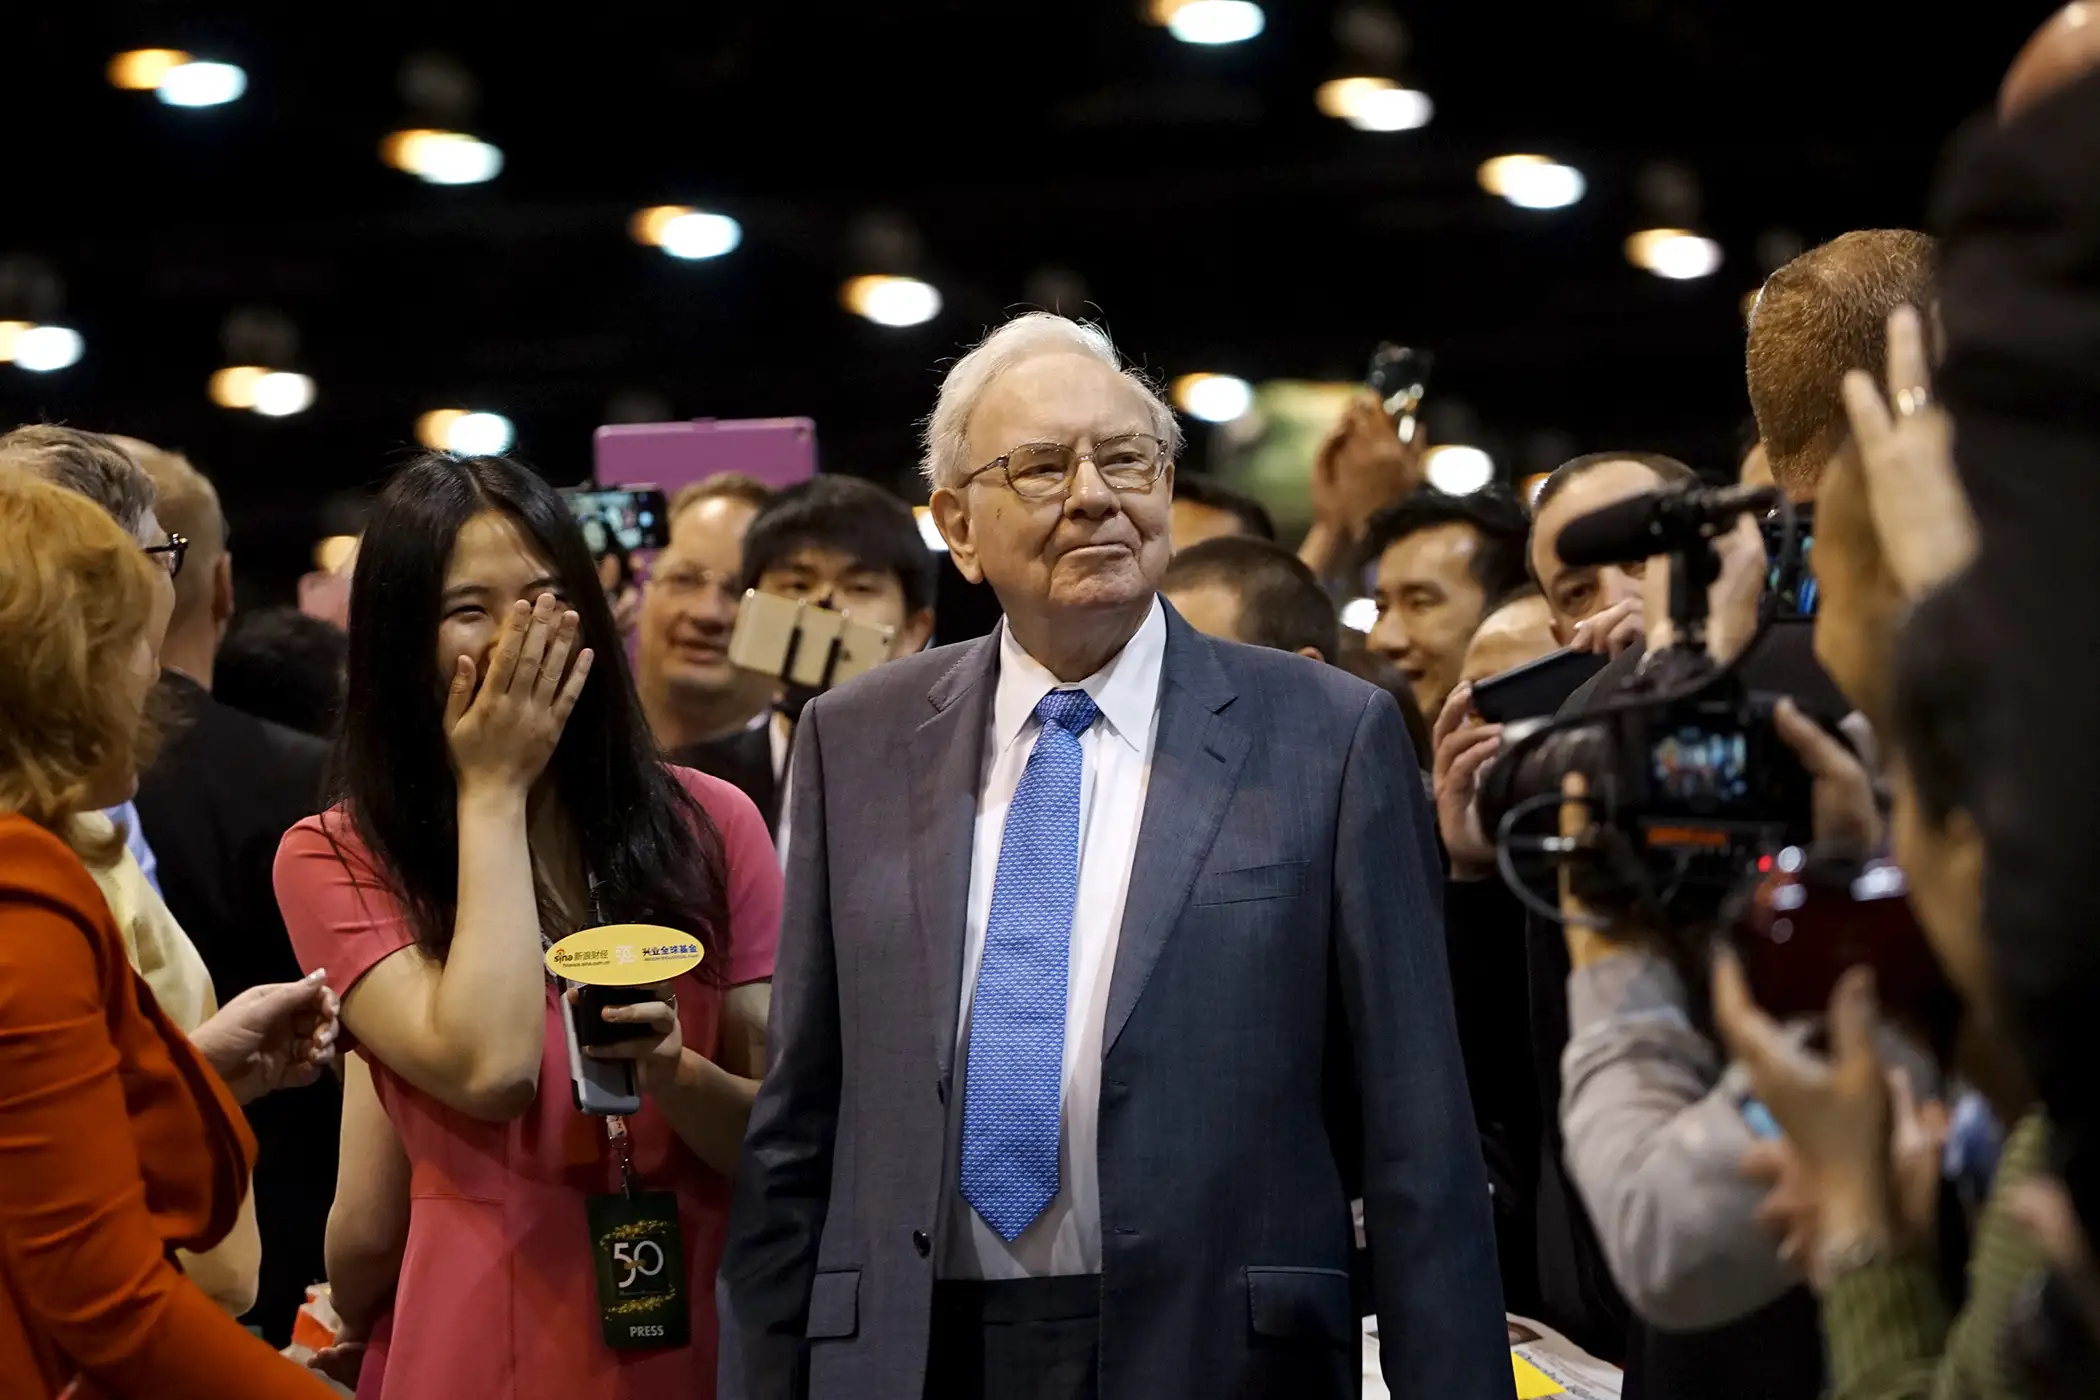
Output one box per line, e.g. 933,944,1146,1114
585,1190,690,1350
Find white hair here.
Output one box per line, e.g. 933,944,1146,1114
919,312,1183,490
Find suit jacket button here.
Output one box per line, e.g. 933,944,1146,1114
913,1230,932,1257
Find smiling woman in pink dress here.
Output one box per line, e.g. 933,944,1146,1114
274,454,781,1400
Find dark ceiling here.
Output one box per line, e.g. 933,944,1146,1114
2,1,2053,598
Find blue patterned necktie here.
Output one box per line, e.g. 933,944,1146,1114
959,688,1100,1241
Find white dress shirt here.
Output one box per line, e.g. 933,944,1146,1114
940,599,1165,1279
771,709,795,873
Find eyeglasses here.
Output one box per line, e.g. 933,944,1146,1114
961,433,1168,501
143,532,188,580
649,563,737,601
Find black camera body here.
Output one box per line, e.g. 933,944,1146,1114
1593,658,1815,927
1481,483,1816,934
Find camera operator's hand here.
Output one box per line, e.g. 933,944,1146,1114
1774,697,1882,858
1840,305,1976,598
1566,596,1646,657
1554,773,1623,969
1707,514,1770,664
1639,513,1767,662
1432,684,1500,878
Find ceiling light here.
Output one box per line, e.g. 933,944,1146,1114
11,325,84,373
1172,373,1255,423
1478,154,1586,210
658,211,742,260
108,49,192,91
632,205,744,260
209,365,268,409
381,129,504,185
1339,597,1379,633
913,505,950,553
418,409,515,456
315,535,360,573
251,371,316,417
1315,77,1394,120
1344,87,1433,132
841,275,942,327
415,409,463,449
450,412,514,455
0,321,32,362
1159,0,1266,44
631,206,690,246
1425,444,1495,495
156,61,247,108
1626,228,1723,281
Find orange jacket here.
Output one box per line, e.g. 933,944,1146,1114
0,814,333,1400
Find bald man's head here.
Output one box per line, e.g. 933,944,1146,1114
2002,3,2100,122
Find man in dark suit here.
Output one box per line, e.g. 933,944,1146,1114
124,442,336,1344
719,313,1510,1400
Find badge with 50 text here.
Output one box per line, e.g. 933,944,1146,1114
585,1190,690,1350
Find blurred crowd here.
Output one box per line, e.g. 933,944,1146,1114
4,10,2100,1400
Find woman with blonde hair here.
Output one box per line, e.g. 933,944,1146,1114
0,474,336,1400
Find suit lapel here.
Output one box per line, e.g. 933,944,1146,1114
1104,612,1247,1055
908,634,1000,1079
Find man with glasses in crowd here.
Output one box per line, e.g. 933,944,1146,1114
719,313,1509,1400
636,472,779,756
0,426,181,890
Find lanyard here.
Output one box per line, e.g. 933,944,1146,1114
554,874,639,1200
607,1113,638,1200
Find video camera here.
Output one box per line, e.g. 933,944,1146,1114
1479,483,1817,935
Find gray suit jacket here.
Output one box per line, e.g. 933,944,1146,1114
719,605,1512,1400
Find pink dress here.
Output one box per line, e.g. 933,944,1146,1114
274,769,781,1400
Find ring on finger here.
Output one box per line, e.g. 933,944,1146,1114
1894,385,1932,418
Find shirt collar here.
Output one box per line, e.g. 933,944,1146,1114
992,597,1165,757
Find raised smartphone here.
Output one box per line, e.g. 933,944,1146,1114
1471,647,1609,723
727,590,895,693
564,989,641,1116
1367,343,1433,445
563,486,669,553
574,983,656,1048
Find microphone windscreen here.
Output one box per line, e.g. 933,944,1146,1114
1554,491,1667,568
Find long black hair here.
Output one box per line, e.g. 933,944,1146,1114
330,454,728,976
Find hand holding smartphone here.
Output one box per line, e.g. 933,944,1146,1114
564,988,641,1116
1469,648,1609,724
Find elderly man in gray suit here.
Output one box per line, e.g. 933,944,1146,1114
719,313,1511,1400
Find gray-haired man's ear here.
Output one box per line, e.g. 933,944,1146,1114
929,489,981,585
